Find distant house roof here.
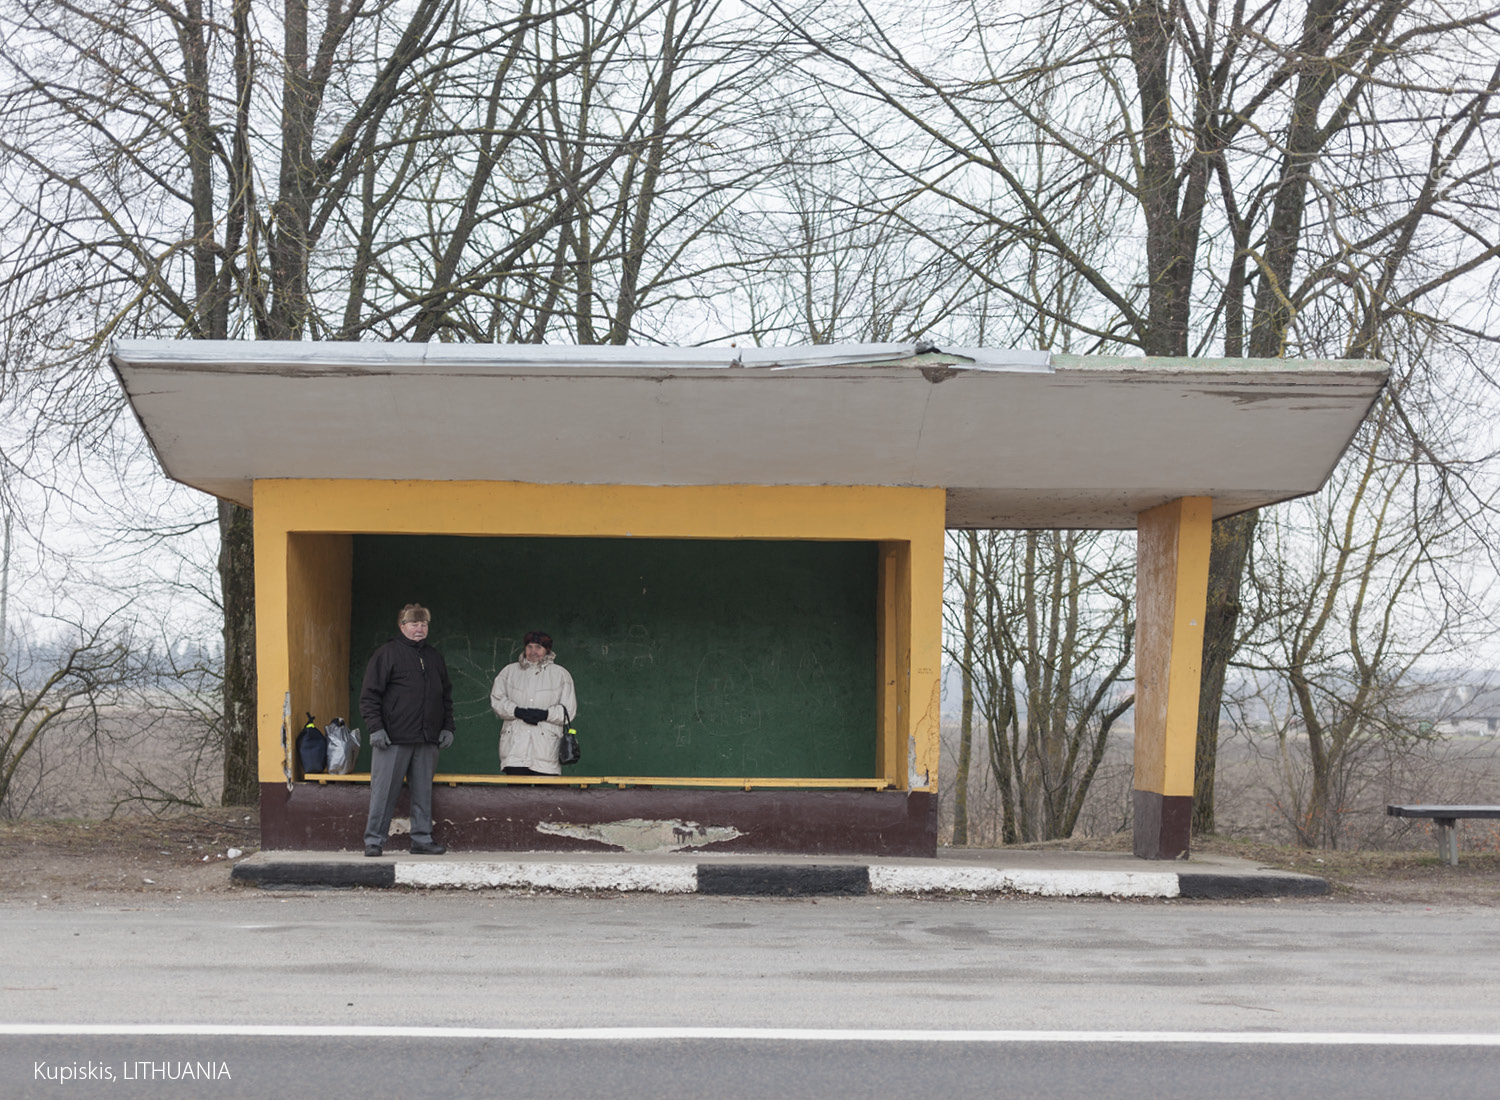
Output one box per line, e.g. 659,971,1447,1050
109,341,1388,528
1440,685,1500,722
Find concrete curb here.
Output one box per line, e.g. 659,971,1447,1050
230,857,1327,899
697,865,872,896
1176,871,1331,900
231,861,395,889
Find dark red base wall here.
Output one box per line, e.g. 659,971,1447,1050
260,783,938,857
1132,789,1192,859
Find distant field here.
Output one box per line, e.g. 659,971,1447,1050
937,722,1500,850
2,707,223,819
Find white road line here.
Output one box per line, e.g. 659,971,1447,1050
2,1026,1499,1045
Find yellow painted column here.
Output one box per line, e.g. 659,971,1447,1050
908,525,944,793
285,532,353,766
253,495,292,786
1133,496,1212,859
255,511,353,785
874,530,943,792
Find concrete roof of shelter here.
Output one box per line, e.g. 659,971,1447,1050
109,340,1388,528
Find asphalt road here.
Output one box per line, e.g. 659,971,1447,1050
3,892,1498,1097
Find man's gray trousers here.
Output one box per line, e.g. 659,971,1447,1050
365,742,439,849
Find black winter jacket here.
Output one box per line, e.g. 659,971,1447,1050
359,636,454,744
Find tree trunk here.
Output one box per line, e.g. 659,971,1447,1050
267,0,313,340
218,500,257,805
952,533,978,845
1192,511,1256,835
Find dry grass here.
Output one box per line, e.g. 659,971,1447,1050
1,707,222,820
939,723,1500,851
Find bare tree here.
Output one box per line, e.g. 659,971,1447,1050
530,0,786,346
5,0,1496,828
941,530,981,844
0,403,224,816
0,0,794,806
1238,369,1497,847
764,0,1500,831
0,0,465,801
721,120,992,347
0,612,138,815
951,529,1135,843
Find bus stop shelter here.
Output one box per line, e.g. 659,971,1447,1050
110,341,1387,858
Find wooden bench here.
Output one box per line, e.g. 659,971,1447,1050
1387,805,1500,866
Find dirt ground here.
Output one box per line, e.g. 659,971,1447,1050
1,808,1498,904
0,808,259,901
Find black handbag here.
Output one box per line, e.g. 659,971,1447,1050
557,706,581,766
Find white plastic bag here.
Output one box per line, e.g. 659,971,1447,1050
324,718,363,774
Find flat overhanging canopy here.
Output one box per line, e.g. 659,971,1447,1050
109,340,1388,528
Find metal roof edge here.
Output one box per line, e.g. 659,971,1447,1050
1050,352,1390,380
108,339,1056,375
112,340,1385,383
109,339,736,371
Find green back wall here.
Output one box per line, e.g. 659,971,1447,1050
347,536,878,777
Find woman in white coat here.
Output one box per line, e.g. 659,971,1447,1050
490,630,578,775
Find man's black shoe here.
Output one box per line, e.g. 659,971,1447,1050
364,845,383,857
409,842,447,855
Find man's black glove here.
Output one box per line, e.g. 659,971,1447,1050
515,707,548,725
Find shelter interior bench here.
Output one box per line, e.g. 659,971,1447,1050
1386,805,1500,866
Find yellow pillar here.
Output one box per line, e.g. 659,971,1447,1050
876,534,943,792
255,523,353,784
285,532,353,761
1133,496,1212,859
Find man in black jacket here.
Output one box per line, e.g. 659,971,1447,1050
360,603,454,856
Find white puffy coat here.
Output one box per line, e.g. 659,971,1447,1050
490,654,578,774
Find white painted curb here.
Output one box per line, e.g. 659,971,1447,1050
393,861,698,893
385,861,1185,897
868,866,1181,898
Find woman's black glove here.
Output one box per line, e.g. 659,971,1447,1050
515,707,548,724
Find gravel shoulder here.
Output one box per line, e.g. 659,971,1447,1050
1,810,1497,904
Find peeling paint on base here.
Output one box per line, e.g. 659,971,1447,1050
868,866,1181,898
394,861,698,892
906,737,929,790
535,818,743,852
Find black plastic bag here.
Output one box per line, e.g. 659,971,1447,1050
297,713,328,775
